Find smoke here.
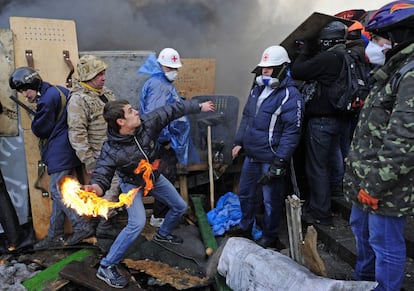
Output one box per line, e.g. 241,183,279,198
0,0,349,102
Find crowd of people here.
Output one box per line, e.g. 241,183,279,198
229,1,414,291
1,0,413,289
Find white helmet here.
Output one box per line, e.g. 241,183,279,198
157,48,182,68
257,45,290,67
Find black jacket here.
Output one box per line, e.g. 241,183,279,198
90,99,200,192
291,44,344,117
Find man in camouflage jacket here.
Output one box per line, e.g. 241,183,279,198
344,2,414,290
67,55,120,239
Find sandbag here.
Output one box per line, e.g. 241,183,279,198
217,237,378,291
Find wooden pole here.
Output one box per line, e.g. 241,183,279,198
207,125,215,209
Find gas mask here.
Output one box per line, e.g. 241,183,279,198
165,71,178,82
365,41,391,66
255,75,280,89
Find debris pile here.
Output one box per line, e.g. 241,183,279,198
0,256,40,290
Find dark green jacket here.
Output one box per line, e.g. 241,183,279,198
344,41,414,217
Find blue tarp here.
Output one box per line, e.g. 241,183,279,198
207,192,262,240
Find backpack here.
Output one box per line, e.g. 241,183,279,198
329,47,370,113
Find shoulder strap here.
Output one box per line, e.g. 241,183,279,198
390,60,414,96
53,86,67,122
38,86,67,152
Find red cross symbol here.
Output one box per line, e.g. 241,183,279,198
172,55,178,63
263,53,269,61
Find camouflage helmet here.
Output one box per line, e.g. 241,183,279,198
77,55,108,81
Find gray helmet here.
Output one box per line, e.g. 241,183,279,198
319,21,348,40
9,67,42,92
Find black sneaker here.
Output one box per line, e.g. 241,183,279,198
65,227,95,246
96,265,128,288
153,232,183,244
256,237,286,251
33,235,64,250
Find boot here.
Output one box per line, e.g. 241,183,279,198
96,217,120,240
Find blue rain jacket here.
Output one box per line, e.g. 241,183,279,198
138,53,198,165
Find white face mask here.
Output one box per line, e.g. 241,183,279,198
365,41,392,66
165,70,178,82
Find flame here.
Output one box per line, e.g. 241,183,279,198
59,159,156,219
134,159,158,196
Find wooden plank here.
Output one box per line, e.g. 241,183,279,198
23,130,52,238
10,17,79,239
60,260,144,290
22,249,94,291
0,29,18,136
178,175,189,204
174,58,215,99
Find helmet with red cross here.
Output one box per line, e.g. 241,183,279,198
257,45,291,67
157,48,182,68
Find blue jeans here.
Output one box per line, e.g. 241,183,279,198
350,205,406,291
101,174,186,266
238,158,285,241
48,169,90,237
305,117,341,219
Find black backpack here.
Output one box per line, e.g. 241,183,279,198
329,48,370,113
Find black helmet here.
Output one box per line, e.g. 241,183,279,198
319,21,348,40
9,67,42,92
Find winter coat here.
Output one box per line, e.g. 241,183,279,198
138,53,192,165
31,82,80,174
344,40,414,217
90,99,201,192
234,76,304,162
67,81,116,171
291,44,344,117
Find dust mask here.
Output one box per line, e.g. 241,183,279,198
165,71,178,82
365,41,391,66
255,75,279,89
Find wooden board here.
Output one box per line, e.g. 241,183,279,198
22,249,94,290
60,260,144,290
10,16,80,239
280,12,353,63
0,29,18,136
174,58,216,99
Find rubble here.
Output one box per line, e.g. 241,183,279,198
0,256,40,291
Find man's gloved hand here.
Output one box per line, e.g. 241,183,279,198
295,39,318,56
357,189,379,210
258,159,287,185
295,40,306,54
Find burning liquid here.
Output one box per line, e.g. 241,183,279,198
59,160,156,218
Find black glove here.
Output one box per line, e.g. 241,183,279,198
258,159,288,185
295,40,309,55
295,39,318,56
